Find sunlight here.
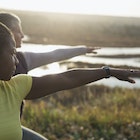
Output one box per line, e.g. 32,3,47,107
28,63,63,76
0,0,140,17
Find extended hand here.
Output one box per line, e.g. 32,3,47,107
86,47,101,54
111,68,140,83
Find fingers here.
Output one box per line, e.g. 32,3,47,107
113,69,138,84
121,70,139,83
86,47,101,53
127,78,135,83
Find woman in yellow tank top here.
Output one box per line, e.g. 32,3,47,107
0,22,139,140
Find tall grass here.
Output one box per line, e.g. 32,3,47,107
21,85,140,140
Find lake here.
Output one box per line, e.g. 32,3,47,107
18,43,140,89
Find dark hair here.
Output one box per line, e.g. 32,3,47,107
0,12,20,30
0,22,14,53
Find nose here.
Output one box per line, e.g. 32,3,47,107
21,31,24,39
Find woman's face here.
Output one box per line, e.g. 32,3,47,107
11,21,24,48
0,38,19,80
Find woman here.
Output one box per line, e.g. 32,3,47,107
0,22,140,140
0,12,99,140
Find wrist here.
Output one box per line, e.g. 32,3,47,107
78,46,87,54
102,66,111,78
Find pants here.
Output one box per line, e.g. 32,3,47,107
22,126,48,140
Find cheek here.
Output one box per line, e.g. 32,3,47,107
14,35,19,42
16,35,22,44
5,55,14,67
13,33,20,42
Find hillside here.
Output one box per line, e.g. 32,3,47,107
1,9,140,47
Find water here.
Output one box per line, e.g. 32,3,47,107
18,43,140,89
69,56,140,67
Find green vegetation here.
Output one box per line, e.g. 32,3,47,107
22,85,140,140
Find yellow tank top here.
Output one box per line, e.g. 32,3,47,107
0,74,32,140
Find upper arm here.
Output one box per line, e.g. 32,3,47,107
25,76,57,100
25,72,75,100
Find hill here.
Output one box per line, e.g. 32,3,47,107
1,9,140,47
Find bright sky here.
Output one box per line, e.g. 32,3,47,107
0,0,140,17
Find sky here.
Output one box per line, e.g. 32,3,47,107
0,0,140,17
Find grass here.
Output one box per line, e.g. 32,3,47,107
21,85,140,140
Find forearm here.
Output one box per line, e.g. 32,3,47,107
26,68,107,99
51,47,87,60
23,47,87,71
55,68,106,89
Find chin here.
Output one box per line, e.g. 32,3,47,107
2,75,12,81
1,78,10,81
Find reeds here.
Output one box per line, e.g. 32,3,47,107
21,85,140,140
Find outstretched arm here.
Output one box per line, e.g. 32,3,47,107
23,46,99,71
25,67,140,100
